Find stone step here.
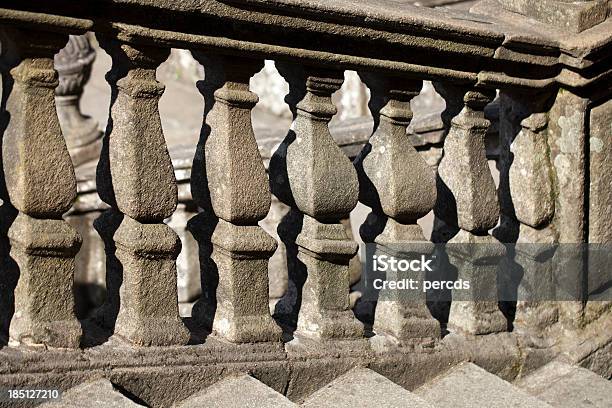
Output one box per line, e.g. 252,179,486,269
301,367,434,408
40,378,144,407
414,362,552,408
515,361,612,408
173,374,296,408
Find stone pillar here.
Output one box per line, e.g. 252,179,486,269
546,89,590,329
54,34,102,167
1,29,82,348
434,83,507,335
499,0,609,33
270,65,362,340
354,74,440,340
94,39,189,346
189,54,281,343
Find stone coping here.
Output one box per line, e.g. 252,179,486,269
0,1,610,89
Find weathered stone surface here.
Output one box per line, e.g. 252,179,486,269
1,29,83,348
270,65,362,339
7,214,82,348
2,0,611,93
497,90,555,233
415,362,552,408
271,65,359,220
588,97,612,244
302,367,434,408
509,110,554,228
516,361,612,408
447,230,507,335
174,374,296,408
3,33,76,217
295,216,362,339
434,85,499,233
496,90,560,334
355,76,435,224
547,89,588,328
94,39,188,346
0,328,586,407
209,220,281,342
188,54,282,342
355,74,439,341
96,40,176,222
106,213,188,345
41,379,143,407
432,83,506,336
499,0,609,33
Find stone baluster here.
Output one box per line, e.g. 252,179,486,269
54,34,102,167
188,53,281,342
354,74,440,340
94,39,189,346
498,90,558,333
1,29,82,348
270,65,362,340
434,83,507,335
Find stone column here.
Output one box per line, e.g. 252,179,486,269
54,34,102,167
94,39,189,346
354,74,440,340
434,83,507,335
546,89,591,329
189,54,281,343
498,0,609,33
1,29,82,348
270,65,362,340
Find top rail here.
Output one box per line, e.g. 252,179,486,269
0,0,610,90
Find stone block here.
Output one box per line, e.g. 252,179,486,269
499,0,610,33
415,362,552,407
516,361,612,408
302,367,434,408
41,379,143,407
174,374,296,408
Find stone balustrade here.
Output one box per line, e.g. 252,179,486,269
0,0,610,406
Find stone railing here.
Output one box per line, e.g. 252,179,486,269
0,0,610,406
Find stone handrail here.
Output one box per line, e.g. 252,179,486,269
0,1,610,405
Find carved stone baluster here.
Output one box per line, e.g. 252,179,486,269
189,54,281,342
355,75,440,340
270,65,362,340
434,83,507,335
1,29,82,348
94,39,189,346
54,34,102,167
498,91,558,333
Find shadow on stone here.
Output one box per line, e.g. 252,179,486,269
186,212,218,344
272,209,305,340
88,209,124,347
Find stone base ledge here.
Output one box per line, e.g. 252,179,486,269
0,333,535,408
1,310,610,407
